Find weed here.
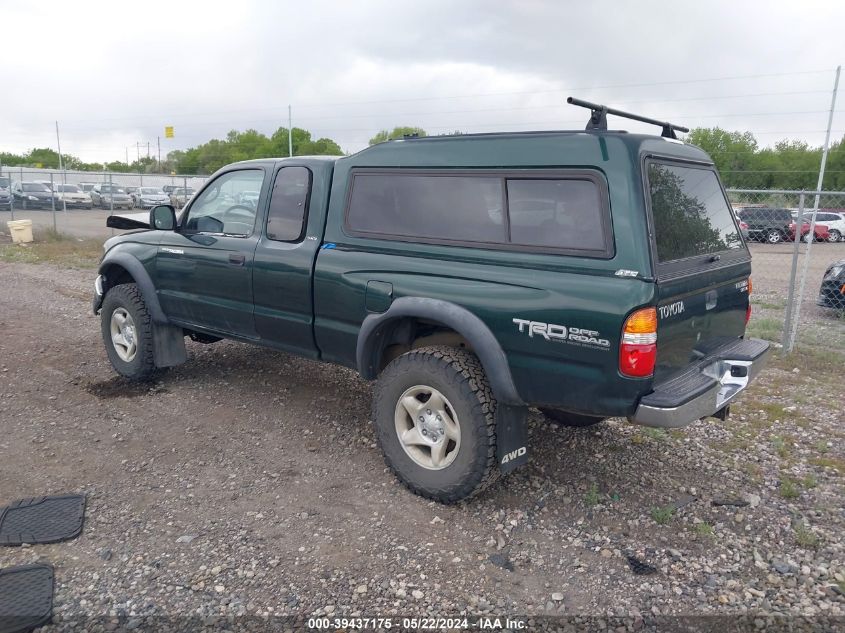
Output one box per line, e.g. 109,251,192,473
650,505,674,525
642,428,668,442
809,456,845,472
814,440,830,454
793,524,819,548
802,474,818,489
584,483,600,507
694,522,714,538
779,478,799,499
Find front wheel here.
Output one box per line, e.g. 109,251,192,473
100,283,156,380
829,229,841,242
372,346,499,503
540,408,605,427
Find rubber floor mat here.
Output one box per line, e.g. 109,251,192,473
0,564,54,633
0,495,86,546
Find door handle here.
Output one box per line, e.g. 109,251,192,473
228,253,246,266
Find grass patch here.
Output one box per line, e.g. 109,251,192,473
802,474,818,489
794,524,819,548
779,477,800,499
693,522,714,538
0,230,102,268
814,440,830,454
771,435,791,459
809,456,845,473
584,483,600,507
746,316,783,342
642,428,668,442
650,505,675,525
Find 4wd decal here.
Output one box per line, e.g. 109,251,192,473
512,318,610,349
658,301,685,319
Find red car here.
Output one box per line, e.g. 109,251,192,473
788,221,830,242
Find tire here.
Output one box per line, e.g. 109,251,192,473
21,199,28,210
766,229,783,244
100,283,156,381
372,346,499,503
829,229,841,243
539,408,605,427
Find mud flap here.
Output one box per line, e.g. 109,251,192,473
152,323,187,368
496,404,528,474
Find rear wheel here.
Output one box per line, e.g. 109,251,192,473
540,408,605,427
372,346,499,503
766,229,783,244
829,229,842,242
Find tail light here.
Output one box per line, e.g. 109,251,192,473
619,307,657,378
745,277,753,325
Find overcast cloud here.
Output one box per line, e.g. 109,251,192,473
1,0,843,162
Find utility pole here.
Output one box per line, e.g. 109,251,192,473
288,104,293,157
136,142,141,163
125,147,129,166
146,142,150,160
55,121,67,212
811,65,840,210
157,137,161,173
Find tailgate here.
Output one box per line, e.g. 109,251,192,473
654,264,750,382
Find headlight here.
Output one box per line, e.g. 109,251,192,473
28,195,38,200
828,265,844,279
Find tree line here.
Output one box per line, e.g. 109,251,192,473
3,125,845,190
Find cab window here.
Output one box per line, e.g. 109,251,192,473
266,167,311,242
183,169,264,236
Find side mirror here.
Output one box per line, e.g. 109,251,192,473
150,205,177,231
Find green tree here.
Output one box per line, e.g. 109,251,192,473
369,126,428,145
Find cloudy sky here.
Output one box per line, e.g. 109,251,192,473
2,0,843,163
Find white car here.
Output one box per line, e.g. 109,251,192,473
54,183,93,209
811,211,845,242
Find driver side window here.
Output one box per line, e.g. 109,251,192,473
183,169,264,236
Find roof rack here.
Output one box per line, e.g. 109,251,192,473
567,96,689,140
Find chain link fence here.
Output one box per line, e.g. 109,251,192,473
727,188,845,357
1,171,843,356
0,167,209,236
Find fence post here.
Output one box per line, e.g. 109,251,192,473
109,173,114,216
786,191,822,353
183,176,187,208
8,166,14,220
50,172,57,232
781,192,805,352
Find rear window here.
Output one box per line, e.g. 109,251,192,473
647,162,742,262
345,171,610,255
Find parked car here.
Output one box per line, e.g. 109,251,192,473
125,186,139,198
54,183,93,209
94,99,770,503
808,211,845,242
12,181,60,209
132,187,171,209
736,207,794,243
236,190,261,208
78,182,97,193
0,176,11,210
738,219,749,240
162,185,178,195
817,259,845,310
90,184,133,209
787,221,830,243
169,187,194,208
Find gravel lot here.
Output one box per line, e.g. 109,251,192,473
0,254,843,631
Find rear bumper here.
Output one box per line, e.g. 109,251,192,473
630,338,770,428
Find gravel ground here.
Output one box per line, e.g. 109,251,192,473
0,259,843,632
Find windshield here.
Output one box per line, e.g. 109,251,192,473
0,177,9,188
140,188,163,194
648,162,743,262
23,183,51,192
58,184,81,192
101,185,126,194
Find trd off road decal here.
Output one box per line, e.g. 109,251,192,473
512,318,610,350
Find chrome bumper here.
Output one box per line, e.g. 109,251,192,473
630,340,771,428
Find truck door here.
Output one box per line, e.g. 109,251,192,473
252,165,323,357
155,167,267,337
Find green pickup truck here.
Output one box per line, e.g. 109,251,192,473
93,100,769,503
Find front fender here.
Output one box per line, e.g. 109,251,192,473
356,297,523,405
96,251,169,324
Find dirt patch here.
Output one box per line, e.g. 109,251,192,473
85,376,169,399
